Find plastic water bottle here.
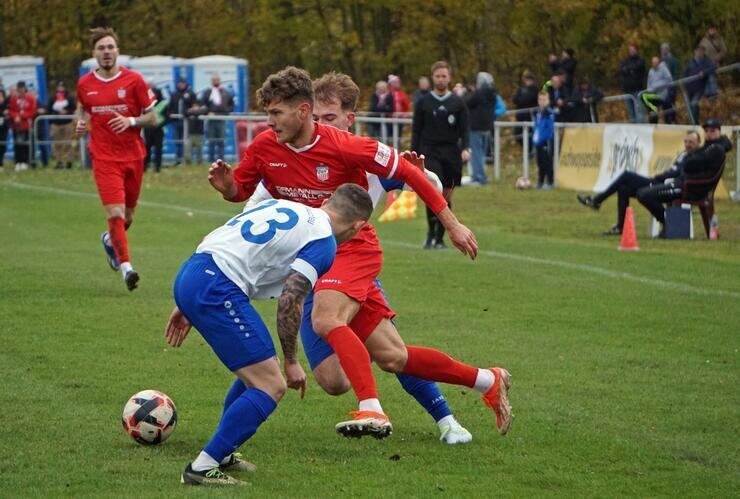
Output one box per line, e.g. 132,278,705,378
709,214,719,240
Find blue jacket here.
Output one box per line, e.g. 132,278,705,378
532,107,555,146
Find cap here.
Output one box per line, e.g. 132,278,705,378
702,119,721,129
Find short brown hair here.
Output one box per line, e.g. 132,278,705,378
313,72,360,112
90,27,118,49
431,60,450,74
326,183,373,223
256,66,313,108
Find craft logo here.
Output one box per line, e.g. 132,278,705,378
316,165,329,181
117,88,126,99
607,136,643,177
374,142,391,167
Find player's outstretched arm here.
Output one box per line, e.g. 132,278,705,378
437,208,479,260
277,271,311,399
164,306,192,347
208,159,238,199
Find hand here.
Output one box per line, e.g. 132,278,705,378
75,119,88,137
461,149,471,162
164,306,191,347
438,207,478,259
400,150,425,171
284,361,307,399
208,159,237,199
108,112,132,134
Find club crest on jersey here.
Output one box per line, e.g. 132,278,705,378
117,88,126,99
316,164,329,181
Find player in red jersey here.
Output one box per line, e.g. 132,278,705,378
209,67,512,439
75,27,157,291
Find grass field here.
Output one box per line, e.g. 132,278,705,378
1,164,739,498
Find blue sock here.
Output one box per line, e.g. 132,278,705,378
223,378,247,414
203,387,277,463
396,373,452,423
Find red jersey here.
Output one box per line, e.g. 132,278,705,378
231,123,447,214
77,67,156,162
8,93,37,132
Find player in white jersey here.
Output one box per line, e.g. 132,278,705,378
165,184,373,486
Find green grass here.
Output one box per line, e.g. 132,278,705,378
1,165,739,498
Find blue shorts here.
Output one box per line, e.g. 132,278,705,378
173,253,276,371
300,278,394,370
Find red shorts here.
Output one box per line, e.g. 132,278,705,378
92,158,144,207
315,224,395,340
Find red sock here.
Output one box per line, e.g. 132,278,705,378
326,326,378,401
403,346,478,388
107,216,130,264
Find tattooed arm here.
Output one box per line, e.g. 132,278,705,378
276,270,311,398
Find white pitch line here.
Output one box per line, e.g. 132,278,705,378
5,180,739,299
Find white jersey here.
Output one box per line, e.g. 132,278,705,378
197,199,336,299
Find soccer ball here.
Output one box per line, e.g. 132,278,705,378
515,176,532,190
121,389,177,445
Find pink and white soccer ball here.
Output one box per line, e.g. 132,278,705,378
515,176,532,190
121,389,177,445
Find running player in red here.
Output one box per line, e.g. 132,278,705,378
209,66,512,439
75,27,157,291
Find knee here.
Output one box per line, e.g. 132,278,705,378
374,347,408,373
315,372,350,396
107,207,126,219
311,315,340,338
263,376,287,402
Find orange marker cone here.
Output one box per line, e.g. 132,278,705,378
385,190,398,208
619,207,639,251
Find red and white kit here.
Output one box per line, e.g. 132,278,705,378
77,67,156,206
230,123,448,332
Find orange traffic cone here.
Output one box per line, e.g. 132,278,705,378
619,207,639,251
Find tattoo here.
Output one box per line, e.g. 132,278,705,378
277,271,312,363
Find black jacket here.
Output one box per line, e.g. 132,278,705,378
619,54,647,93
412,91,469,151
465,85,495,131
679,135,731,199
566,86,603,123
201,86,234,115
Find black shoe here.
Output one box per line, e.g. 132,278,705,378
219,452,257,472
577,194,600,210
181,464,246,486
423,236,435,249
434,241,447,250
602,225,622,236
124,270,140,291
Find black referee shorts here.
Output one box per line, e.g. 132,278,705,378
420,143,463,188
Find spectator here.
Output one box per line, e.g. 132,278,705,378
512,70,538,143
185,98,206,164
660,43,680,124
550,49,578,91
144,81,166,173
369,80,393,140
532,91,555,190
0,89,8,170
542,71,569,120
577,130,701,235
8,81,37,171
643,56,673,124
698,23,727,98
411,60,469,249
33,92,50,168
47,81,76,169
201,73,234,162
684,46,715,124
388,74,411,138
465,72,496,185
619,43,647,123
635,120,730,232
567,79,603,123
167,78,197,165
412,76,430,108
452,82,467,97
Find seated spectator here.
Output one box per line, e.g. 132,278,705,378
577,130,700,235
634,120,729,233
47,81,76,169
369,80,393,139
643,56,673,124
567,79,603,123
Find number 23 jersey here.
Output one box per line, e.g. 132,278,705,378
196,199,336,300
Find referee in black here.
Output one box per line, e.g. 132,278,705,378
412,60,470,249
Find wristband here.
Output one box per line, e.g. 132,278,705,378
128,117,136,127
